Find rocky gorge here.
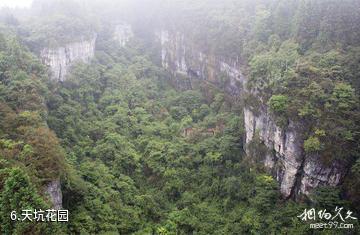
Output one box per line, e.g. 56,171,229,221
37,23,347,207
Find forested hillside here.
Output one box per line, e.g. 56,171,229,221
0,0,360,234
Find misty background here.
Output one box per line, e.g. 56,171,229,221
0,0,360,234
0,0,33,8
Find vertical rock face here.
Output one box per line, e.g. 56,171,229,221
244,107,346,198
45,179,62,210
300,156,344,195
114,23,133,47
157,30,244,95
40,36,96,81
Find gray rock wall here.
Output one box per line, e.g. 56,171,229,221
45,179,62,209
244,107,345,198
114,23,133,47
40,36,96,81
157,30,244,95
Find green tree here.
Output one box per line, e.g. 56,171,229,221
250,175,279,213
0,168,61,234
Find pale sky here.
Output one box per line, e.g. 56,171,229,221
0,0,33,8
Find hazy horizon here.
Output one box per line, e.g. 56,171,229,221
0,0,33,8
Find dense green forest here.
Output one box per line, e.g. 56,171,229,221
0,0,360,234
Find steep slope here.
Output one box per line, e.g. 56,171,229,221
0,32,67,234
154,26,348,199
132,0,360,201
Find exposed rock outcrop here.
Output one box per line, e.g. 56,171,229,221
244,107,346,198
157,30,244,95
45,179,62,210
40,36,96,81
114,23,133,47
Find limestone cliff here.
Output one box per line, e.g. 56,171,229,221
157,30,244,95
40,36,96,81
45,179,62,209
114,23,133,47
244,107,345,199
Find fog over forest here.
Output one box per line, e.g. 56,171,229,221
0,0,360,234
